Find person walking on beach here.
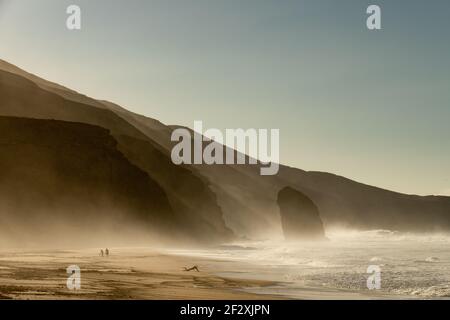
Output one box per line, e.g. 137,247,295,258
100,249,104,257
105,248,109,257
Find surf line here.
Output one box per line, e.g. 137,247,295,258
171,120,280,176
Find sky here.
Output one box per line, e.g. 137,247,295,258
0,0,449,196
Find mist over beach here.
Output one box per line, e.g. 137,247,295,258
0,0,450,302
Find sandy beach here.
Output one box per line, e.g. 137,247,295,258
0,247,280,300
2,233,448,300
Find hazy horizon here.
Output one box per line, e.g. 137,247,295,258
1,0,449,196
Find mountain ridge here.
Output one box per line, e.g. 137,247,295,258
1,59,449,243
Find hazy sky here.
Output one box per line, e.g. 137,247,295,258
1,0,449,196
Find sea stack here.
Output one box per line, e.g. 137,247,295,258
277,187,326,240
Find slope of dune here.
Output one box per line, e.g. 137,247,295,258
1,59,450,243
0,116,177,247
0,64,233,244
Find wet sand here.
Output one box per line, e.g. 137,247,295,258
0,246,419,300
0,247,279,300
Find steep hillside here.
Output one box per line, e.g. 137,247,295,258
0,117,175,247
0,65,233,243
1,59,449,241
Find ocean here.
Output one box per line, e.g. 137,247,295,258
170,230,450,299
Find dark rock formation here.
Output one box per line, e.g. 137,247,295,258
2,59,450,242
277,187,325,240
0,117,177,246
0,67,233,244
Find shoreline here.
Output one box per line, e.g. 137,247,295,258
0,247,432,300
0,247,280,300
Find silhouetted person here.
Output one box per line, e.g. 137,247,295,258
100,249,104,257
183,265,199,272
105,248,109,256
